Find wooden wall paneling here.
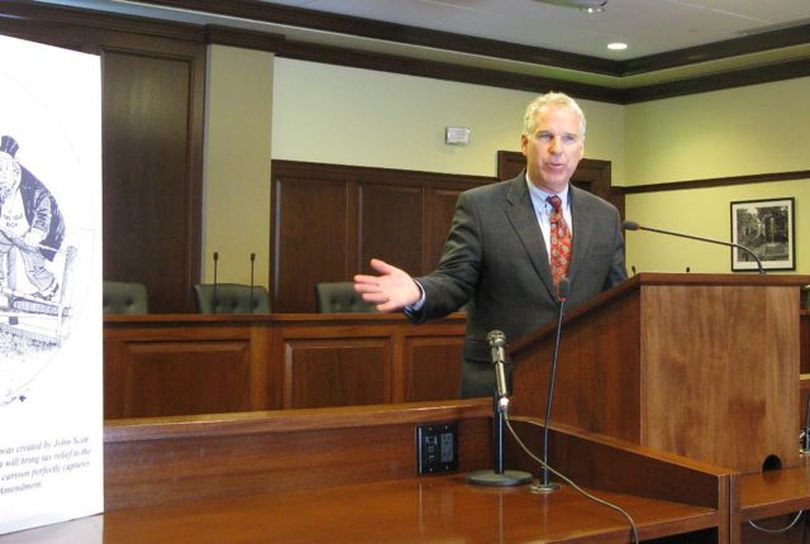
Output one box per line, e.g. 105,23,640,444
102,46,205,313
104,322,256,418
402,334,464,402
249,321,271,411
120,339,252,417
271,160,492,313
425,187,465,273
272,173,352,312
282,336,391,409
358,181,423,274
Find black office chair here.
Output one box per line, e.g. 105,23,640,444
103,281,149,315
315,281,377,313
193,283,270,314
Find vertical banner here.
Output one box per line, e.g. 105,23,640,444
0,36,103,534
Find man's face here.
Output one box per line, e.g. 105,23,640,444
520,105,584,193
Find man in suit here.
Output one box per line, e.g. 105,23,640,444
354,92,627,397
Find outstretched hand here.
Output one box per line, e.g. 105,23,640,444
353,258,421,313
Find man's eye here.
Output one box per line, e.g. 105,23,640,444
536,133,552,141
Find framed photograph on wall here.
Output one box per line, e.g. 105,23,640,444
730,197,795,271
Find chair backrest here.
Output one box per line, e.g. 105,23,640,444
315,281,377,313
193,283,270,314
103,281,149,315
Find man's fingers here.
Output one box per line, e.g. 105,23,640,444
369,258,398,275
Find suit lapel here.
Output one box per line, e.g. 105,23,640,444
504,174,556,298
568,185,593,285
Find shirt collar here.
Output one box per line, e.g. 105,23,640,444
524,173,570,209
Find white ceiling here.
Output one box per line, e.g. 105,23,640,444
259,0,810,59
34,0,810,89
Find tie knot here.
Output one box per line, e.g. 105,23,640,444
546,195,563,212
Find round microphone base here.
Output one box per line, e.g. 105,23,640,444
466,469,533,487
529,481,561,494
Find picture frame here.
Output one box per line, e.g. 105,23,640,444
730,197,795,271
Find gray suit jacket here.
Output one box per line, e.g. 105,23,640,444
415,172,627,397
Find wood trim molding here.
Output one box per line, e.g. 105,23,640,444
620,170,810,194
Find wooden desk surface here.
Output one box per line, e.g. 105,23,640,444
2,475,719,544
739,457,810,521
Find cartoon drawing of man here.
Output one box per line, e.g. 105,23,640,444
0,135,65,300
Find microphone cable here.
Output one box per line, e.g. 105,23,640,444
504,416,639,544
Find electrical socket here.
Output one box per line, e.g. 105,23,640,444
416,423,458,474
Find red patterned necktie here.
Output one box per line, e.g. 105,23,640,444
546,195,572,287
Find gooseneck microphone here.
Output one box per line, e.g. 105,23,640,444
212,251,220,312
535,277,570,493
622,220,765,275
249,252,256,313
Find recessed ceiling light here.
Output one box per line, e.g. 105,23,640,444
607,42,628,51
580,6,605,14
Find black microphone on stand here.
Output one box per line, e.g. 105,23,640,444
249,252,256,313
533,277,570,493
212,251,220,313
623,220,765,275
466,330,532,488
489,330,510,410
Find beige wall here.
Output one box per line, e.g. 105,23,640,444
623,77,810,274
205,49,809,281
203,45,274,286
271,58,625,180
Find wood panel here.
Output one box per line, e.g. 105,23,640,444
118,341,251,417
104,313,466,417
358,182,423,274
403,335,463,402
642,284,799,473
103,47,204,313
284,338,390,408
270,161,492,312
272,174,351,312
426,187,465,270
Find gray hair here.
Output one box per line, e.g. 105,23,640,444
522,92,586,139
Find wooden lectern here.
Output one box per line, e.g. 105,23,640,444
509,273,810,473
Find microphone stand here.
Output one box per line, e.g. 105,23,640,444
466,331,533,487
532,279,569,493
802,395,810,455
212,251,219,313
249,252,256,313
